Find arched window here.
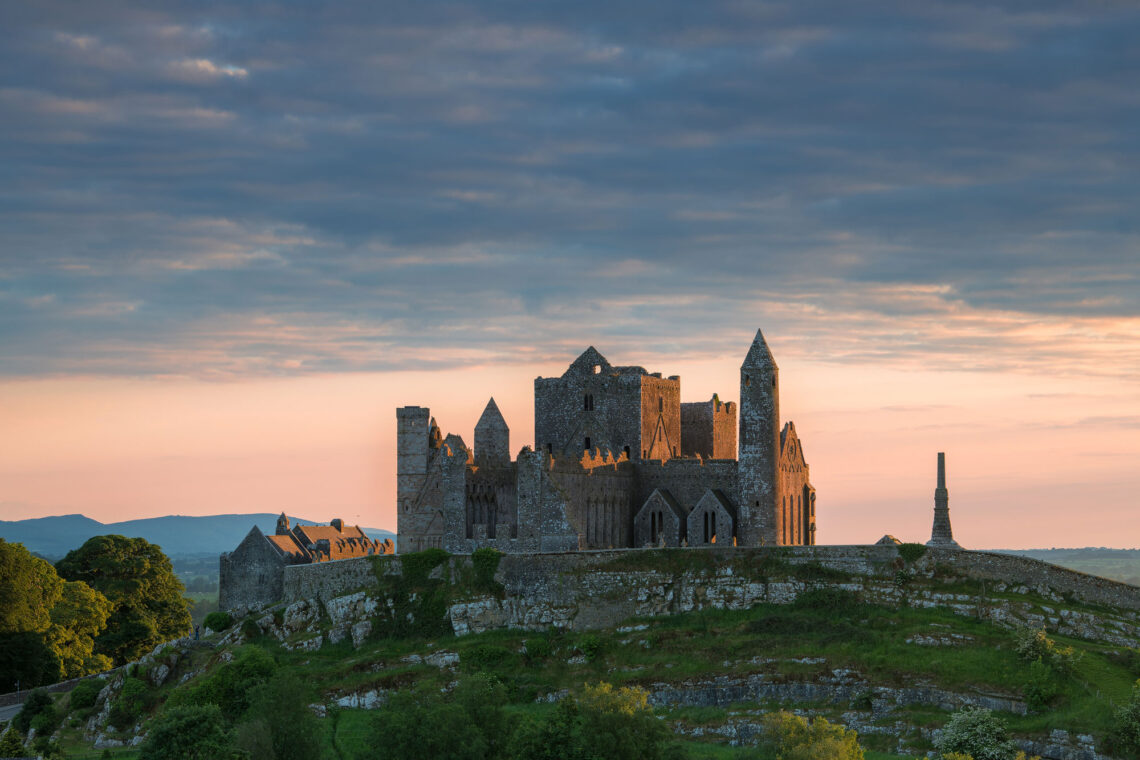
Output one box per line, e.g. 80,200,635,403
584,437,591,451
623,445,631,459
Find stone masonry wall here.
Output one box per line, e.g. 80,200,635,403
281,545,1140,635
633,459,739,526
219,527,286,612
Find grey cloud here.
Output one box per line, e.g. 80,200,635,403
1,1,1138,377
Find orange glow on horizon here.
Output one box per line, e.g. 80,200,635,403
1,352,1137,549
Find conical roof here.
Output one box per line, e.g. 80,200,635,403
741,328,778,369
475,397,508,431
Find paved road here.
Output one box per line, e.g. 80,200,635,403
0,701,23,724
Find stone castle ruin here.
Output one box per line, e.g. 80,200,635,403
397,329,817,554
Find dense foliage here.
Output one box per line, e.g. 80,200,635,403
238,671,321,760
366,677,685,760
1108,682,1140,757
0,539,113,689
171,644,277,720
56,535,191,665
0,725,28,757
759,711,864,760
139,704,233,760
204,611,234,632
933,707,1019,760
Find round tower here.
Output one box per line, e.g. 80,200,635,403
738,329,780,546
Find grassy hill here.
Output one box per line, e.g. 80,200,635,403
22,549,1140,759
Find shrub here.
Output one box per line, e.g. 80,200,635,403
471,548,504,594
793,587,861,612
29,703,61,735
0,725,28,757
70,677,105,710
897,543,928,564
933,706,1018,760
463,644,513,672
139,704,231,760
13,688,54,734
577,634,603,663
367,683,488,760
510,682,683,760
1023,659,1060,712
761,710,864,760
523,635,553,663
109,677,153,730
203,611,233,633
239,671,321,760
1014,626,1082,674
240,619,262,641
1107,682,1140,757
172,644,277,722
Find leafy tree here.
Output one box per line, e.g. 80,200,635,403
109,677,154,730
0,724,28,757
47,581,114,678
760,710,864,760
367,683,488,760
0,540,63,635
56,535,191,664
1108,682,1140,757
13,689,54,735
576,682,683,760
508,682,683,760
240,671,321,760
508,699,587,760
453,675,514,760
933,706,1019,760
69,678,105,711
233,719,276,759
139,704,232,760
172,644,277,721
0,631,60,693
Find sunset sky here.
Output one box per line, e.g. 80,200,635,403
1,2,1138,548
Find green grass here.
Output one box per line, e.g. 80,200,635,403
45,556,1140,756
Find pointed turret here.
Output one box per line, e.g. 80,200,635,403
275,512,290,535
738,328,781,546
741,329,778,370
475,397,510,467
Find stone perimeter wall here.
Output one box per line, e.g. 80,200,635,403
280,545,1140,622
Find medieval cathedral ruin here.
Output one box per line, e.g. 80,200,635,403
397,329,817,553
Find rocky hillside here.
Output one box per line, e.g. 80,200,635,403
16,544,1140,758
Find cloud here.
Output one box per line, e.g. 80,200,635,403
167,58,249,82
0,1,1138,379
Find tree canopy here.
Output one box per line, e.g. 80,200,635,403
0,539,115,690
56,535,191,664
0,539,63,635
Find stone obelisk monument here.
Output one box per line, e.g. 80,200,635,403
927,452,960,547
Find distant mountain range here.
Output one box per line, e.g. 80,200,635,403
0,513,395,559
